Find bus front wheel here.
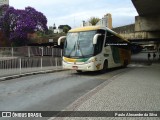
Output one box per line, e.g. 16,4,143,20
101,60,108,73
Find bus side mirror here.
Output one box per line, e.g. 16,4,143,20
93,34,101,45
58,36,66,46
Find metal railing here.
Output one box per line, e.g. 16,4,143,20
0,46,63,78
0,57,63,78
0,46,62,57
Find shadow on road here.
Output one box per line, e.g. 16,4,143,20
71,66,126,76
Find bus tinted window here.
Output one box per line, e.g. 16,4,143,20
105,31,130,50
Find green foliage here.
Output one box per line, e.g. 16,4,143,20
63,26,69,33
36,31,43,36
58,25,71,30
58,25,71,33
46,30,53,35
88,17,100,25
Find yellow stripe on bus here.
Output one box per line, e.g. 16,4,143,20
63,57,76,62
69,26,102,33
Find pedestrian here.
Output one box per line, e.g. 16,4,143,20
148,53,151,60
153,53,156,60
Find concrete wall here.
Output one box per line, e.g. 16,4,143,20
112,24,160,40
119,32,160,40
135,15,160,32
112,24,135,34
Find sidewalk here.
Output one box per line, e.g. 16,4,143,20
131,52,160,64
0,66,62,81
53,63,160,119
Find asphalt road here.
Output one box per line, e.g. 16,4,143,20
0,66,131,120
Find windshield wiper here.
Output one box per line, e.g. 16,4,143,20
68,43,76,57
77,42,85,58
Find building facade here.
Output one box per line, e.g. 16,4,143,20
0,0,9,6
0,0,9,17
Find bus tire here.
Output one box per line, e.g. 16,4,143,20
123,60,128,68
101,60,108,73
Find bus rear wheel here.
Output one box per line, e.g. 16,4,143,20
123,60,128,68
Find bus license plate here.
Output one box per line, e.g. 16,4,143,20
72,66,78,69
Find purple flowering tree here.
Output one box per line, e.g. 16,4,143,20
0,5,48,46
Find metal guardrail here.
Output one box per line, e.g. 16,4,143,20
0,57,63,78
0,46,63,78
0,46,62,57
0,57,62,69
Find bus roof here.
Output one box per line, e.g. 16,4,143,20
69,26,130,43
69,26,103,32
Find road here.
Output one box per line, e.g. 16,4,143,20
0,66,133,119
56,63,160,120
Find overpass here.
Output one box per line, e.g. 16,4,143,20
113,0,160,50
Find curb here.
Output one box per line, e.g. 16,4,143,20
0,69,67,81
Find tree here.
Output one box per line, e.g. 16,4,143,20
0,5,48,46
63,26,69,33
58,25,71,33
88,17,100,25
46,30,53,35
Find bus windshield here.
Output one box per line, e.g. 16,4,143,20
64,31,96,58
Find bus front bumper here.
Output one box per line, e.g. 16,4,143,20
62,61,100,71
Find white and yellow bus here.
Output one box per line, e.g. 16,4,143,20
58,26,131,72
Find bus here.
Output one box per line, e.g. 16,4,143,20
58,26,131,72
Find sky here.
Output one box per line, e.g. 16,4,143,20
9,0,138,28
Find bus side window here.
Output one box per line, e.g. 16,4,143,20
105,31,130,50
105,32,113,46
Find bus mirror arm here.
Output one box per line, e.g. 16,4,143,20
58,36,66,46
93,34,101,45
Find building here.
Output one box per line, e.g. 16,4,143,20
0,0,9,16
48,24,64,34
49,26,63,34
0,0,9,46
53,29,63,34
0,0,9,6
96,13,112,29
